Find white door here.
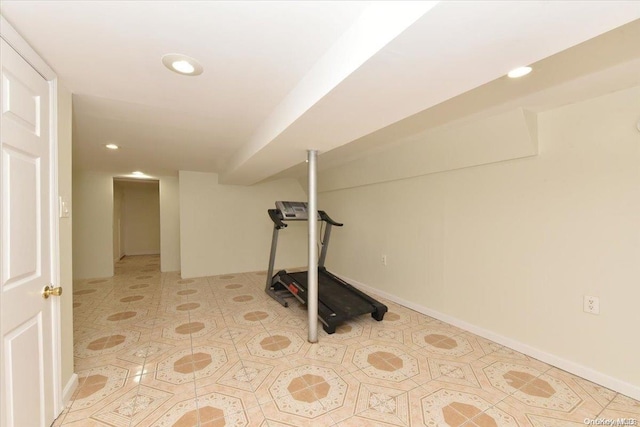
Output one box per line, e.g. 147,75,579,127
1,39,58,427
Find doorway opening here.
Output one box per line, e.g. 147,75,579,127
113,178,160,262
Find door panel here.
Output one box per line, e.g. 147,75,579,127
2,69,41,135
5,315,44,427
3,146,40,286
1,38,55,427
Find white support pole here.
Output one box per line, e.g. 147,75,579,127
307,150,318,343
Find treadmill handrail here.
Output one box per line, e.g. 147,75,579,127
268,209,287,230
318,211,343,227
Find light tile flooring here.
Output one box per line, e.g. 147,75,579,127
54,255,640,426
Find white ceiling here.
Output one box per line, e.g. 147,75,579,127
1,1,639,184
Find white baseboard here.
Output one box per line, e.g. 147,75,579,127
62,373,78,407
123,251,160,257
338,273,640,401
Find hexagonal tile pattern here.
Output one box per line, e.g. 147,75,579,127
151,392,247,427
379,309,413,326
166,301,209,315
156,346,228,384
330,322,365,340
233,307,279,325
269,365,347,418
95,309,148,325
411,329,474,357
246,331,304,359
421,388,518,426
484,362,582,412
226,294,256,304
353,345,419,381
162,319,217,340
72,365,129,410
75,330,141,358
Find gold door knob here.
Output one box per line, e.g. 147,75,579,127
42,285,63,299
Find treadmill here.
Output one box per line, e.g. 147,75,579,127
265,201,387,334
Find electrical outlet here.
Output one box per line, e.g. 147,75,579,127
583,295,600,315
381,255,387,266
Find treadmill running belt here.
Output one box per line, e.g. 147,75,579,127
288,270,374,316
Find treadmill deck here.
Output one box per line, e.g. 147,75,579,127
269,267,387,333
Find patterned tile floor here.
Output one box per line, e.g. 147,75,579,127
54,255,640,426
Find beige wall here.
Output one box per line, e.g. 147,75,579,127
312,108,538,192
160,176,181,272
179,171,307,278
113,182,124,261
72,171,114,279
57,84,74,394
119,181,160,256
319,86,640,396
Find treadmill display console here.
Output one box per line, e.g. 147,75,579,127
275,201,319,220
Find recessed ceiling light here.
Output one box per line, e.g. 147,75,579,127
105,143,119,150
127,171,154,179
162,53,203,76
507,66,532,78
171,60,194,74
